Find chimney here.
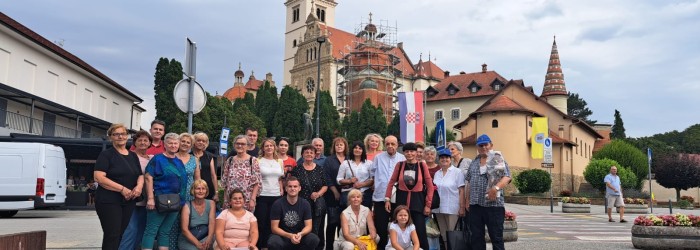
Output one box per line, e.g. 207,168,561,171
481,63,487,73
397,42,403,49
444,71,450,78
459,71,466,75
266,72,273,82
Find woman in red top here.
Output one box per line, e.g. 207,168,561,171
277,137,297,179
384,142,434,249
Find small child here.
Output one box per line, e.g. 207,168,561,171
386,205,421,250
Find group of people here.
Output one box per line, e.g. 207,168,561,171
93,119,512,250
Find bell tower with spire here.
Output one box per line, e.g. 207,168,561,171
541,36,568,114
284,0,337,87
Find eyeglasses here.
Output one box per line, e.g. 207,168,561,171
234,142,247,146
111,132,128,137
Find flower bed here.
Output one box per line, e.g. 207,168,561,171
631,214,700,249
561,197,590,213
618,198,649,214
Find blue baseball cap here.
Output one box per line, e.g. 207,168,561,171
476,134,492,146
437,148,452,157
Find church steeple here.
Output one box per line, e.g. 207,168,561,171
541,36,568,114
541,36,567,97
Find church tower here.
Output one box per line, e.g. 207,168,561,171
284,0,337,87
541,36,568,114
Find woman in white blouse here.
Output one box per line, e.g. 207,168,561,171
432,148,465,247
337,141,374,209
254,138,284,250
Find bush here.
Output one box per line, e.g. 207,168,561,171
592,140,648,189
678,199,692,208
624,189,651,199
514,169,551,194
681,196,695,204
583,158,638,192
559,190,572,197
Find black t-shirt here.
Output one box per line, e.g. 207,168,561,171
229,146,260,158
94,147,142,204
270,197,312,234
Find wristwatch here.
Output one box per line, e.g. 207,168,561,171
494,186,501,191
384,197,391,202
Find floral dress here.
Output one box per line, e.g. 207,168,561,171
183,154,198,202
222,156,261,211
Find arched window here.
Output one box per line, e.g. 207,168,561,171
293,39,297,47
306,49,310,62
492,119,499,128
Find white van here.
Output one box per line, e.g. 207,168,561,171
0,142,67,218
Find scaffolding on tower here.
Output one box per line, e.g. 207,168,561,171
336,14,403,123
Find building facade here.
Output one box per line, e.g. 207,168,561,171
0,12,144,138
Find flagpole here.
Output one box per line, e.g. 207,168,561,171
648,148,653,213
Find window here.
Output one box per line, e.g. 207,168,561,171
292,7,300,22
448,88,456,95
451,109,460,120
471,86,478,93
492,119,499,128
293,39,297,47
494,84,501,91
435,110,443,121
316,7,326,22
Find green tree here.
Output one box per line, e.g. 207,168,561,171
230,104,266,141
205,94,235,145
681,124,700,153
359,99,387,140
153,57,185,133
312,91,340,153
625,137,677,171
232,92,255,112
272,86,309,143
343,111,363,143
426,127,456,147
583,158,638,192
567,92,597,124
655,154,700,201
514,169,552,194
254,81,279,137
386,112,400,138
592,139,648,189
611,109,626,139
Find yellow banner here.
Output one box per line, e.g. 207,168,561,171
531,117,548,159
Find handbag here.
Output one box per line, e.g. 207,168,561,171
327,205,340,225
353,235,377,250
188,201,209,240
447,216,471,250
156,193,181,213
313,196,327,217
419,162,440,209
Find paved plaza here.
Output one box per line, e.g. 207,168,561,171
0,203,698,249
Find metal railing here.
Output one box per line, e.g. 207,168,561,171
1,109,101,138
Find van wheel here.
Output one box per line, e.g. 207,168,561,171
0,210,18,218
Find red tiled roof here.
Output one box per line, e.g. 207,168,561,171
414,60,445,80
475,94,536,114
458,133,477,144
593,128,611,152
221,85,246,102
0,12,142,102
427,71,508,102
244,75,263,91
321,24,416,77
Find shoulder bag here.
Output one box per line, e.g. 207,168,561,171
421,162,440,209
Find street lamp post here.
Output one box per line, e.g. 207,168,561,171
315,36,326,138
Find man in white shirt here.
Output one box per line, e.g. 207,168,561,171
370,135,406,248
605,166,627,222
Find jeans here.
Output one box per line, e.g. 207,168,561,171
119,206,146,250
268,233,320,250
468,205,505,250
141,210,179,249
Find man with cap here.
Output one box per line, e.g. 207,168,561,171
463,134,511,250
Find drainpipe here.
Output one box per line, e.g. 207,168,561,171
568,119,584,192
29,99,35,133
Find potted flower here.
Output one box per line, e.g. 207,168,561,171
487,210,518,242
631,214,700,249
620,198,649,214
561,197,591,213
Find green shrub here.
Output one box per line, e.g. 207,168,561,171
592,139,648,189
514,169,551,194
583,158,638,192
678,199,692,208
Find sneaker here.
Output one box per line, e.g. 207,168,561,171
620,219,628,223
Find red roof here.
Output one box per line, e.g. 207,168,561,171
476,94,536,114
321,24,416,76
221,85,246,101
593,128,611,152
0,12,142,102
414,60,445,80
244,75,263,91
427,71,508,102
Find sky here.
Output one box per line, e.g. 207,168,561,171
1,0,698,137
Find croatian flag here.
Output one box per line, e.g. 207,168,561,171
399,91,424,143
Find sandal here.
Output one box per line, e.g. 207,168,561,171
620,219,628,223
609,219,615,222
